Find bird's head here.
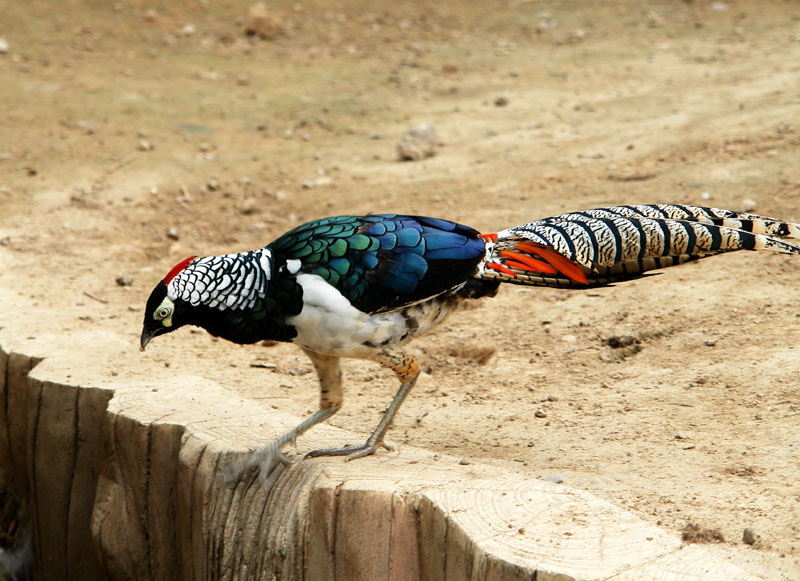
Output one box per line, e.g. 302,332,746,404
141,249,280,349
140,256,196,350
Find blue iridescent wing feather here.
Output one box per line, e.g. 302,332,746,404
269,214,486,313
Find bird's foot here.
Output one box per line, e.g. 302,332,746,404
251,444,292,483
305,437,393,462
224,441,292,485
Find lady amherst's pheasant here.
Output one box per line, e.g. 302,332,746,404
141,204,800,479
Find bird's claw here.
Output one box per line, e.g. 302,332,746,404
343,444,382,462
252,446,292,483
224,443,292,486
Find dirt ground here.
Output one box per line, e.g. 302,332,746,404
1,0,799,578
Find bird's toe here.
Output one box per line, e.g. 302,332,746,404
222,443,294,487
222,456,250,484
343,446,374,462
253,446,292,483
307,435,396,461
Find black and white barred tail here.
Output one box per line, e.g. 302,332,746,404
478,204,800,289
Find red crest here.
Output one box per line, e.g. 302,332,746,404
164,256,196,284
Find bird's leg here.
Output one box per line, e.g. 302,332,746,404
230,350,343,483
306,350,420,462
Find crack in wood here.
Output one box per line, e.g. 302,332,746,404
63,384,80,578
0,348,9,478
143,423,153,580
29,375,45,578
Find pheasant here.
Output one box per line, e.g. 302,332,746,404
141,204,800,479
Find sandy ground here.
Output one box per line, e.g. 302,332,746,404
1,0,799,578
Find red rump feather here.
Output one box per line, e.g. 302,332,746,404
164,256,196,284
487,262,516,277
499,250,557,274
515,242,588,284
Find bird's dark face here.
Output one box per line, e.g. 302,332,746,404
141,280,186,350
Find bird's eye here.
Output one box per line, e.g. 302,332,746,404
153,297,175,326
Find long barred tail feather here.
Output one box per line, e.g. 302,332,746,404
478,204,800,289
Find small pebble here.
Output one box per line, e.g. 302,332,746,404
238,198,257,215
397,123,437,161
138,139,153,151
115,276,134,287
0,38,8,54
494,96,509,107
166,227,179,240
245,2,285,40
302,176,333,189
544,476,564,484
76,120,94,134
534,409,547,418
704,339,717,347
741,198,757,212
742,527,757,545
606,335,639,349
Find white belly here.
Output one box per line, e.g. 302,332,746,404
286,273,458,358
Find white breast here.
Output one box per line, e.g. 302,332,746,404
286,274,458,358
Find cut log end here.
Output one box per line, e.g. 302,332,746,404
0,343,759,580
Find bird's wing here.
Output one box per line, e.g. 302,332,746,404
269,214,487,313
482,204,800,288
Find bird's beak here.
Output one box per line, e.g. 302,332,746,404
140,327,155,351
